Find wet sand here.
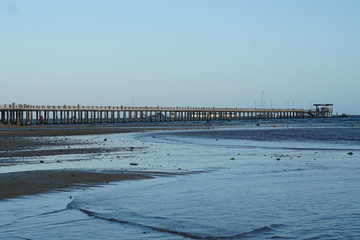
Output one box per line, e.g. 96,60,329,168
0,125,187,200
0,124,206,155
0,170,176,200
0,126,146,158
0,124,189,157
0,125,160,137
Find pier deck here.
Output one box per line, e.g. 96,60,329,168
0,104,332,125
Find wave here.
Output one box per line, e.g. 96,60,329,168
67,201,286,239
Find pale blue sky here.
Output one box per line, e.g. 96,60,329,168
1,0,359,114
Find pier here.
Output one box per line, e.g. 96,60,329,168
0,103,332,126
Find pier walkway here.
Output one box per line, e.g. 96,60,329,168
0,103,332,125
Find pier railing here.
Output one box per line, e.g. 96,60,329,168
0,103,304,112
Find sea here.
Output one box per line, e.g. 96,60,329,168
0,117,360,239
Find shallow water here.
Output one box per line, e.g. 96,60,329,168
1,118,360,239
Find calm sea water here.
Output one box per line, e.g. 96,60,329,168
1,118,360,239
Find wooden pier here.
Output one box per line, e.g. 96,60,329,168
0,103,332,126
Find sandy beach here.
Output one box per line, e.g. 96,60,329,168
0,170,173,200
0,124,185,200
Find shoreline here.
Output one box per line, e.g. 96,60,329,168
0,124,188,200
0,170,176,200
0,124,210,155
0,124,177,137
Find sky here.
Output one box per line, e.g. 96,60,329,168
1,0,359,114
